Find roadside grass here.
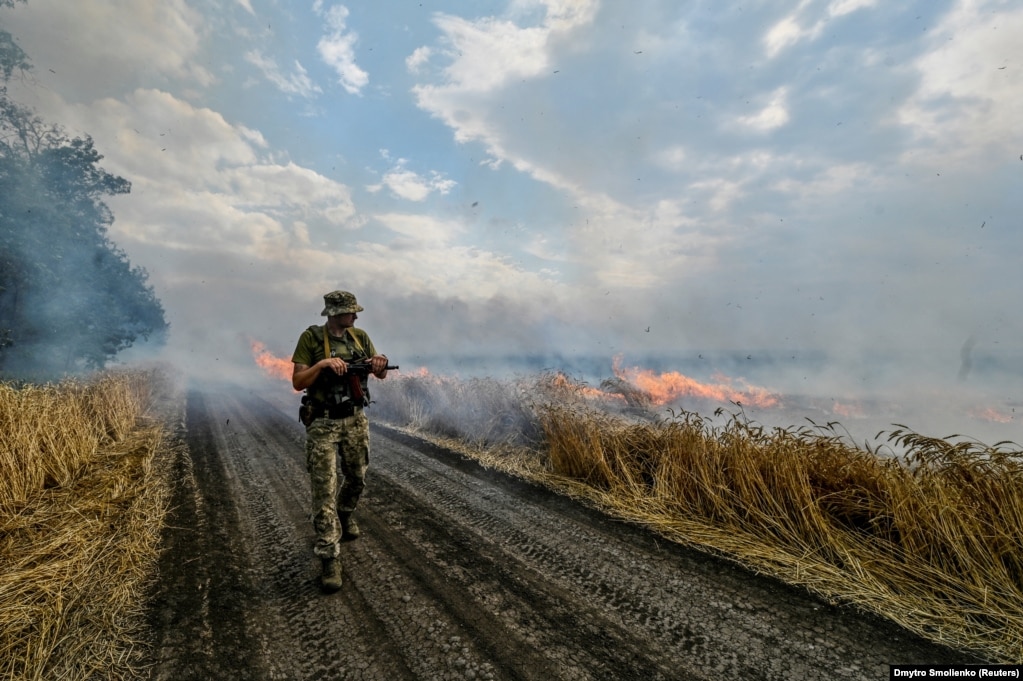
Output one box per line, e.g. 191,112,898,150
371,370,1023,663
0,369,176,681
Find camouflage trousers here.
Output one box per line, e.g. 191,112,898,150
305,409,370,559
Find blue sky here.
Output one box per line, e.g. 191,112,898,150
3,0,1021,433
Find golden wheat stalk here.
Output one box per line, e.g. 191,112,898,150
373,371,1023,662
0,368,175,681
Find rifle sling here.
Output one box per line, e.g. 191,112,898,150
322,325,368,404
322,324,366,359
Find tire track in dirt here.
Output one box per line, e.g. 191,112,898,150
146,391,270,680
144,387,983,680
363,449,683,680
148,390,416,680
368,426,981,679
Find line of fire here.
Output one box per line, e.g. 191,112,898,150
250,339,1015,426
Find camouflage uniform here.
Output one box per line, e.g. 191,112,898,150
292,291,381,562
305,411,369,559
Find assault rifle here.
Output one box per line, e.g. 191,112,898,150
345,359,399,376
330,359,396,409
301,359,399,424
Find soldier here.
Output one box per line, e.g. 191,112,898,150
291,290,390,592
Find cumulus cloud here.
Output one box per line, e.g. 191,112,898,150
41,81,560,357
65,89,261,182
372,213,463,248
225,163,358,225
1,0,212,99
315,3,369,94
244,51,322,98
736,87,791,132
50,89,357,259
405,46,432,74
350,240,562,302
410,0,598,93
764,14,814,58
404,0,745,297
371,160,457,202
771,162,874,202
653,146,688,171
428,15,551,92
5,0,1020,426
410,0,596,134
897,0,1023,160
828,0,878,17
764,0,878,57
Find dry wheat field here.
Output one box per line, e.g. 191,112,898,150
3,365,1020,678
0,369,176,681
370,370,1023,663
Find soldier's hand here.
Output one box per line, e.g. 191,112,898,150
370,355,389,377
320,357,348,375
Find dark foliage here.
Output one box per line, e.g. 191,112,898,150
0,19,167,378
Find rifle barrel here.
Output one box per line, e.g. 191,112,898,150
348,363,399,372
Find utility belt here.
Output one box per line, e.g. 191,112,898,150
299,396,363,425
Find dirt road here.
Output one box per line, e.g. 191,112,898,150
143,387,979,680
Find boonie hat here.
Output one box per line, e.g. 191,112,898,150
321,290,364,316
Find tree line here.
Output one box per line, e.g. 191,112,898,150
1,0,167,379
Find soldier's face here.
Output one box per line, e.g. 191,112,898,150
335,313,357,327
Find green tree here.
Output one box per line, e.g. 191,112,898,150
0,10,167,378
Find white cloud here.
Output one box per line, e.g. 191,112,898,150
374,213,462,245
225,163,357,225
544,187,719,291
897,0,1023,158
523,234,570,263
828,0,878,18
419,0,595,94
354,242,561,302
244,51,322,98
50,89,357,261
736,87,791,132
1,0,213,98
293,221,311,246
316,4,369,94
764,0,878,58
8,0,1019,410
407,2,732,293
772,163,873,201
406,46,432,73
411,0,596,134
430,15,551,93
653,145,687,171
72,89,260,183
376,160,457,202
690,178,745,214
235,0,255,14
764,15,810,58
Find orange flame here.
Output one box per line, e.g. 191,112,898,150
549,372,626,402
251,340,293,382
611,356,781,408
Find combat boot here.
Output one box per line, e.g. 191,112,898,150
339,511,361,541
321,557,342,592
